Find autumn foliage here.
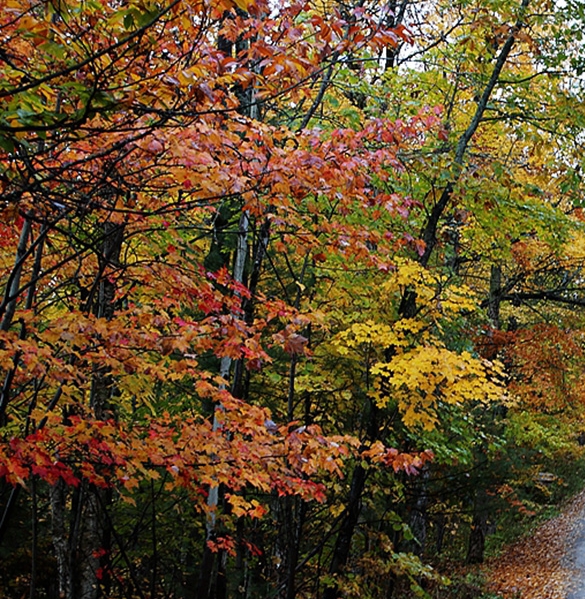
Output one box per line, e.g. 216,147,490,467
2,0,585,598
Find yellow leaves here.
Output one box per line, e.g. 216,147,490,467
325,256,492,430
226,495,267,519
224,0,255,12
382,258,478,315
562,230,585,262
440,284,478,313
386,258,429,289
329,503,345,517
331,320,405,356
371,347,504,430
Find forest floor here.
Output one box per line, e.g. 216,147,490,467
485,489,585,598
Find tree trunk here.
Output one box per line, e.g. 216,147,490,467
435,513,446,555
322,463,368,599
199,211,250,599
323,387,379,598
51,221,125,599
404,466,429,556
466,501,488,564
488,265,502,329
79,489,102,599
466,477,491,565
51,480,74,599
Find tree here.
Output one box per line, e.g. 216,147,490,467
3,0,585,598
0,0,435,597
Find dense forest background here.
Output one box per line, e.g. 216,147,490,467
2,0,585,597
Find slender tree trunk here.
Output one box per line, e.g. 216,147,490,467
29,476,38,599
79,488,102,599
279,496,307,599
464,265,502,565
404,466,429,557
0,215,31,333
488,264,502,329
419,0,530,268
466,488,489,564
198,211,250,599
0,220,48,547
323,397,379,599
51,480,74,599
322,463,368,599
85,223,124,599
50,221,125,599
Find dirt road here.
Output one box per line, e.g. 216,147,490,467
487,490,585,599
567,519,585,599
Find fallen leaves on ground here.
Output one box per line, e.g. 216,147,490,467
486,490,585,598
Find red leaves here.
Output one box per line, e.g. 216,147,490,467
0,400,431,527
0,208,21,248
207,536,237,555
361,442,434,475
0,431,77,487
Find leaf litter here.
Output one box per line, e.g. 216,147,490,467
486,489,585,598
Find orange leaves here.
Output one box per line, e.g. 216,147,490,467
362,442,434,475
0,3,446,587
226,495,267,519
510,237,551,272
485,491,585,599
504,323,585,411
0,0,428,210
0,398,431,524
